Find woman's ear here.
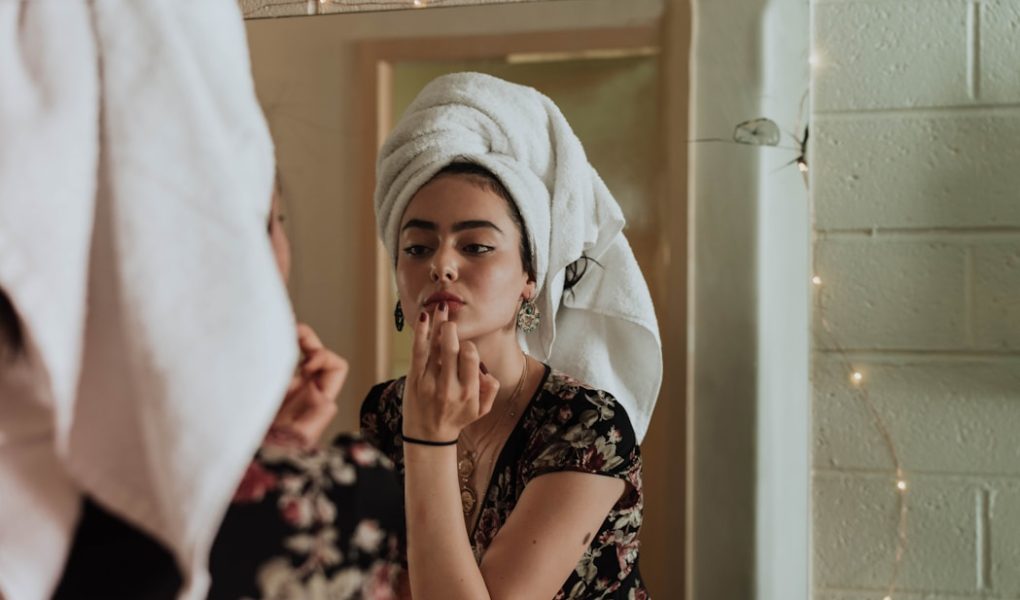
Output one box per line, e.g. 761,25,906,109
522,278,537,301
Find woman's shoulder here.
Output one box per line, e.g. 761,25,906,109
358,378,406,454
534,367,638,444
360,377,406,413
521,366,641,481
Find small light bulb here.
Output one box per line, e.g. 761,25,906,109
883,596,892,600
413,0,425,6
812,275,822,286
897,480,907,491
851,371,863,384
798,160,809,173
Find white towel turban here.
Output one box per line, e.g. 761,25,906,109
375,72,662,442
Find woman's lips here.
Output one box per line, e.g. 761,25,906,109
423,299,464,313
423,291,464,310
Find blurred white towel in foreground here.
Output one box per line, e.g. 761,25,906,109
0,1,295,598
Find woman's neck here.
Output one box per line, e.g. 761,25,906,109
469,329,529,406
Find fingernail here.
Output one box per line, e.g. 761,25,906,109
419,311,427,322
480,361,488,375
440,301,448,312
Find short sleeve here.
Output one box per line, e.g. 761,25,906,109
358,382,390,449
524,386,640,485
352,379,403,467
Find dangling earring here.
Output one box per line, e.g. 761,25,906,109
516,297,540,333
394,301,405,332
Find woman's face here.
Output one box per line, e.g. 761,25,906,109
396,174,535,341
268,187,291,282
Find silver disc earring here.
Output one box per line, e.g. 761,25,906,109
516,298,540,333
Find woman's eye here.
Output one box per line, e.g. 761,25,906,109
463,244,495,255
402,245,431,257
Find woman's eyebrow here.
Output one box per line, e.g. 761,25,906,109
401,219,435,232
452,220,503,234
401,219,504,235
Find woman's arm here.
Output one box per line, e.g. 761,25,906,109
480,472,624,598
401,305,496,598
401,306,626,599
405,453,624,600
403,443,488,597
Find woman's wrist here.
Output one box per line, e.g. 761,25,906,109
401,433,458,446
401,440,459,468
401,423,462,445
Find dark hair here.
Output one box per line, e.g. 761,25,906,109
431,162,596,292
0,289,24,360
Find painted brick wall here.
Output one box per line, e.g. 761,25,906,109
811,0,1020,598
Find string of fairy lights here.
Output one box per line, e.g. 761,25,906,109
808,159,909,600
812,289,909,599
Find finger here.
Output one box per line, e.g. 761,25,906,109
408,309,430,381
478,372,499,418
458,341,481,412
296,322,325,355
287,389,338,447
274,376,308,427
301,349,333,376
438,321,460,398
317,355,349,400
285,373,303,395
302,350,347,389
426,302,449,375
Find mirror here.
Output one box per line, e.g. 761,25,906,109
245,0,688,596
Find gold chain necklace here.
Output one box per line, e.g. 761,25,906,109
457,353,529,516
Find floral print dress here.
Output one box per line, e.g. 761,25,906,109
208,432,408,600
56,433,407,600
360,364,649,600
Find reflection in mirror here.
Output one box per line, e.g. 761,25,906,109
246,0,688,597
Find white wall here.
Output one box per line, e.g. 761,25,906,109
687,0,761,589
811,0,1020,598
757,1,811,599
688,1,811,598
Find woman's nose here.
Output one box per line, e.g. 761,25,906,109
429,249,458,283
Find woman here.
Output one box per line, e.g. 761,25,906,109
361,73,662,599
52,181,408,600
205,181,408,600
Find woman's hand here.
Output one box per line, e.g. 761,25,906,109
270,323,347,447
402,302,500,442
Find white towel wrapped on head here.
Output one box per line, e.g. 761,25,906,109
375,72,662,442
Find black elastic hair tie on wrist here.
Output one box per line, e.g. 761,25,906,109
401,434,459,447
